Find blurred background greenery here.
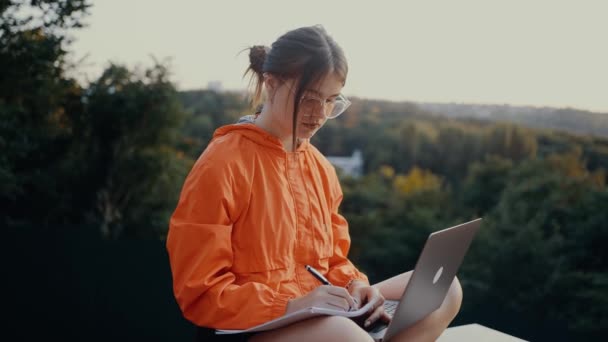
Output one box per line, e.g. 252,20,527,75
2,1,606,341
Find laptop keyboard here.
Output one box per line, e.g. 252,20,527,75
384,301,398,317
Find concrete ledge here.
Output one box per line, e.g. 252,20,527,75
438,323,527,341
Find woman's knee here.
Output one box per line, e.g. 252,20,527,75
445,277,463,319
373,270,413,300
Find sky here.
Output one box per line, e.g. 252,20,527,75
70,0,608,113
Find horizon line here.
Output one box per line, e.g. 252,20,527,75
179,86,608,115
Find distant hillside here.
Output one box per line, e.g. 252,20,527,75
416,102,608,138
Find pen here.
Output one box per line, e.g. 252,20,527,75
305,264,332,285
305,265,360,309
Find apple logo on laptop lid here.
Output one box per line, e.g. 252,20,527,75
433,266,443,284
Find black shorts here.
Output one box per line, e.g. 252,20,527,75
195,327,257,342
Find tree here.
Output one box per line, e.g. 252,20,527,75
462,155,514,215
82,63,189,238
393,166,442,195
460,155,608,337
1,0,91,226
1,1,189,239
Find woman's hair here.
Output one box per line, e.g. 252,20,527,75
244,25,348,149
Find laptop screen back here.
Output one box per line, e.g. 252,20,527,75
383,218,482,341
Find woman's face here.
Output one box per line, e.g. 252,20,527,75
267,73,344,141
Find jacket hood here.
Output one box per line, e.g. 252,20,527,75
213,122,309,152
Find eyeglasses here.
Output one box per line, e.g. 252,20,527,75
299,93,351,119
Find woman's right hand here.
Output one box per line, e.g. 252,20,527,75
285,285,358,314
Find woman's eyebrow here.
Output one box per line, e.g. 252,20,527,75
305,89,340,97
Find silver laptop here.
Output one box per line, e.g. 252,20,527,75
366,218,482,341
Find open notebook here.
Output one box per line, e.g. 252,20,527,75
215,299,377,335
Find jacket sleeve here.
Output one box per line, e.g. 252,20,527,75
166,154,293,329
325,171,370,287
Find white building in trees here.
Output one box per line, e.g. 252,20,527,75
326,149,363,178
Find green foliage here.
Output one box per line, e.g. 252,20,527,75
177,90,249,159
310,98,608,337
462,155,514,215
458,156,608,335
1,0,90,225
1,0,189,239
3,1,607,336
418,102,608,138
82,63,189,238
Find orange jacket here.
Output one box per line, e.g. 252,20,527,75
166,123,369,329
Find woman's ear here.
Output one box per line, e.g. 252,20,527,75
263,73,277,92
263,73,280,103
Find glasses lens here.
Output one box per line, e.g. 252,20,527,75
300,95,351,118
301,98,322,115
327,96,351,119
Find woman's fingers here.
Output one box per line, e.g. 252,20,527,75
351,295,361,309
364,305,387,327
360,287,387,327
326,286,357,310
381,310,392,323
362,287,384,310
325,295,351,311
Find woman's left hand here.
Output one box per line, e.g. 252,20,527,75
349,282,392,328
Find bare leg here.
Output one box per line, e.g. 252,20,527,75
249,316,373,342
250,271,461,342
372,271,463,342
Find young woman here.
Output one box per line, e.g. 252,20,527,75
166,25,463,342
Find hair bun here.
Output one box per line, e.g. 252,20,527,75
249,45,269,74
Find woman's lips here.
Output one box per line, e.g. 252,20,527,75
302,122,321,130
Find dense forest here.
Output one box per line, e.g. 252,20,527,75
417,102,608,139
2,1,606,341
